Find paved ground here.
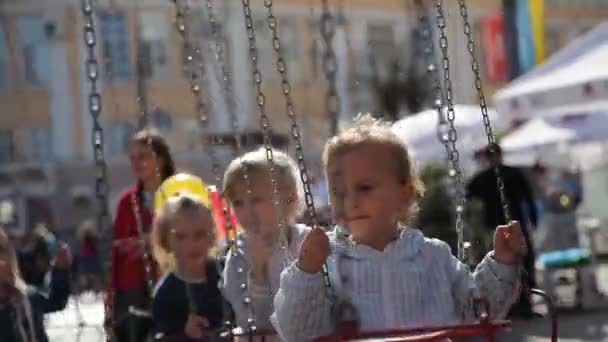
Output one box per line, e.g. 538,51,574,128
46,265,608,342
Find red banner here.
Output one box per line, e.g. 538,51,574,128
481,13,507,82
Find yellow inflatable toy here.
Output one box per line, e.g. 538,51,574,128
154,173,211,212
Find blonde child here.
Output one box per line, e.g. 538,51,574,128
151,194,224,341
221,148,310,338
272,115,526,341
0,227,72,342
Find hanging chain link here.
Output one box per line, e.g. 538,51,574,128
240,0,288,247
80,0,113,339
203,3,255,334
130,0,161,301
82,0,110,232
206,0,240,157
130,192,156,296
263,0,320,243
170,0,240,320
433,0,467,262
320,0,339,135
204,0,242,256
457,0,511,223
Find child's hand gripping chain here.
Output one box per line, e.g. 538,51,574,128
296,228,331,275
493,220,527,264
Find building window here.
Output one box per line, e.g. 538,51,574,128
99,12,131,82
138,11,169,80
107,120,135,157
27,127,52,163
0,20,8,89
18,16,50,85
0,130,15,164
366,23,396,81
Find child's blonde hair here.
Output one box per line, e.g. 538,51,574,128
323,113,425,222
152,193,215,273
223,147,305,219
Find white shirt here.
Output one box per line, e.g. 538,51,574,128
271,227,520,342
221,224,310,341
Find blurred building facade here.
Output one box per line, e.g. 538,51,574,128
0,0,607,233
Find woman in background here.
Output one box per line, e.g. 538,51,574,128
106,129,176,342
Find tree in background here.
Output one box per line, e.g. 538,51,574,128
415,163,457,253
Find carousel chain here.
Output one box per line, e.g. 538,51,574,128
135,5,149,130
81,0,110,228
170,0,240,318
204,0,241,255
205,0,241,157
320,0,340,135
262,0,320,241
433,0,467,262
173,0,222,181
129,0,162,299
239,0,288,251
80,0,113,339
262,0,332,293
130,191,156,297
456,0,511,222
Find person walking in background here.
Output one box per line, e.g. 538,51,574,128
77,220,102,294
467,143,539,319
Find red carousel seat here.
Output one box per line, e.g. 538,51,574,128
315,319,512,342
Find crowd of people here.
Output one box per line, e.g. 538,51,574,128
2,115,534,341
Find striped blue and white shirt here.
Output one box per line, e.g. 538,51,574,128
271,227,520,342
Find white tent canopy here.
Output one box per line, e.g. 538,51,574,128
494,23,608,119
500,108,608,168
391,105,508,165
501,118,575,151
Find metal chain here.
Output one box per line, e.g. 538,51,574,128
262,0,320,250
206,0,240,158
130,193,156,296
320,0,339,135
457,0,511,222
240,0,288,253
262,0,333,292
170,0,234,318
433,0,467,262
80,1,113,340
130,0,160,301
203,0,241,252
206,1,269,336
134,3,149,130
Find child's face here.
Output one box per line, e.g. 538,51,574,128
327,144,413,245
129,142,161,182
230,171,293,238
169,210,215,268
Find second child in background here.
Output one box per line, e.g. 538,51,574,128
221,148,310,340
151,194,224,342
